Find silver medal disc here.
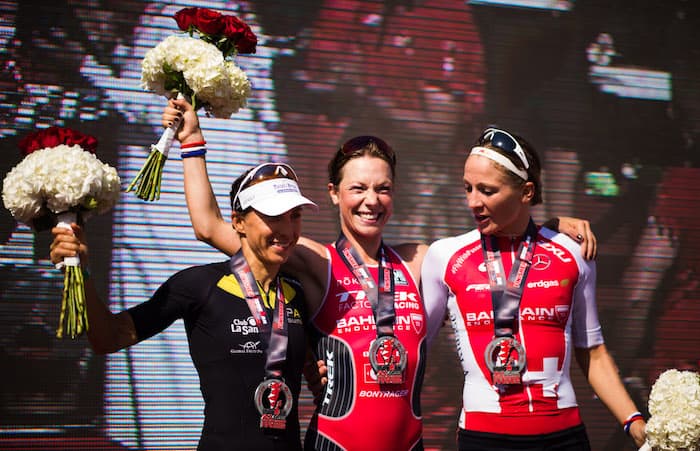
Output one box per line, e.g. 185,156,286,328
254,378,293,429
369,335,408,384
484,336,527,385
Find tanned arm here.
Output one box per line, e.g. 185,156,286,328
50,224,139,354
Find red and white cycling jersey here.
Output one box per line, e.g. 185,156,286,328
305,244,426,450
421,226,604,435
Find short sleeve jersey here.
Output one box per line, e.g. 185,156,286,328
128,261,307,451
304,245,426,450
421,227,604,436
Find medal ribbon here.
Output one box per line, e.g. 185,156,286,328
335,233,396,337
230,250,288,378
481,218,538,338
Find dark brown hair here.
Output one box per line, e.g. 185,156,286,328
229,167,255,212
328,135,397,186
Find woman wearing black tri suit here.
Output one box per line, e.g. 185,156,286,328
49,161,318,450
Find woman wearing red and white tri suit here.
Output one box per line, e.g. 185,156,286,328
420,128,648,450
162,99,598,450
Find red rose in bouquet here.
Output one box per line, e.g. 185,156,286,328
194,8,225,35
223,16,257,54
18,126,98,156
174,7,197,30
174,6,257,57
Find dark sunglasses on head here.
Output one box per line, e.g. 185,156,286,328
478,128,529,169
242,163,298,188
339,135,396,164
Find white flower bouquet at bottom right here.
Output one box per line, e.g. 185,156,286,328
641,369,700,451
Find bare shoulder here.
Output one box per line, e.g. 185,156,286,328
285,237,327,277
391,242,429,282
392,242,429,262
297,236,328,257
284,236,330,316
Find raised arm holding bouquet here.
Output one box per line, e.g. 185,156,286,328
128,6,256,201
1,126,120,339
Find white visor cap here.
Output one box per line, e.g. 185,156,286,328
237,178,318,216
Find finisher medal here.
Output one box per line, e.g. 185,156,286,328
335,233,407,385
254,378,293,430
484,336,527,385
480,219,538,386
231,251,293,432
369,335,408,384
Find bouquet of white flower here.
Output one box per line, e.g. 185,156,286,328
2,126,120,339
640,369,700,451
128,6,256,201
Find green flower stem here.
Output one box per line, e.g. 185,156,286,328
54,211,88,339
127,118,179,202
127,146,167,201
57,264,88,339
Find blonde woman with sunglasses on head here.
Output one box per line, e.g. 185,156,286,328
163,99,598,450
49,160,318,450
421,128,647,450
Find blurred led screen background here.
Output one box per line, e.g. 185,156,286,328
1,1,698,449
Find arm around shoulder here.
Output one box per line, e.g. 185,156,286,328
545,216,597,260
282,236,330,316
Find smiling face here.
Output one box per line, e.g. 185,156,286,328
329,155,394,243
463,154,534,237
233,207,302,273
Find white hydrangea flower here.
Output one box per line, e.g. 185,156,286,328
2,145,121,225
646,369,700,451
141,35,251,118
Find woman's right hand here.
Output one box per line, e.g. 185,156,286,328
162,98,205,146
50,223,89,268
557,216,597,260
